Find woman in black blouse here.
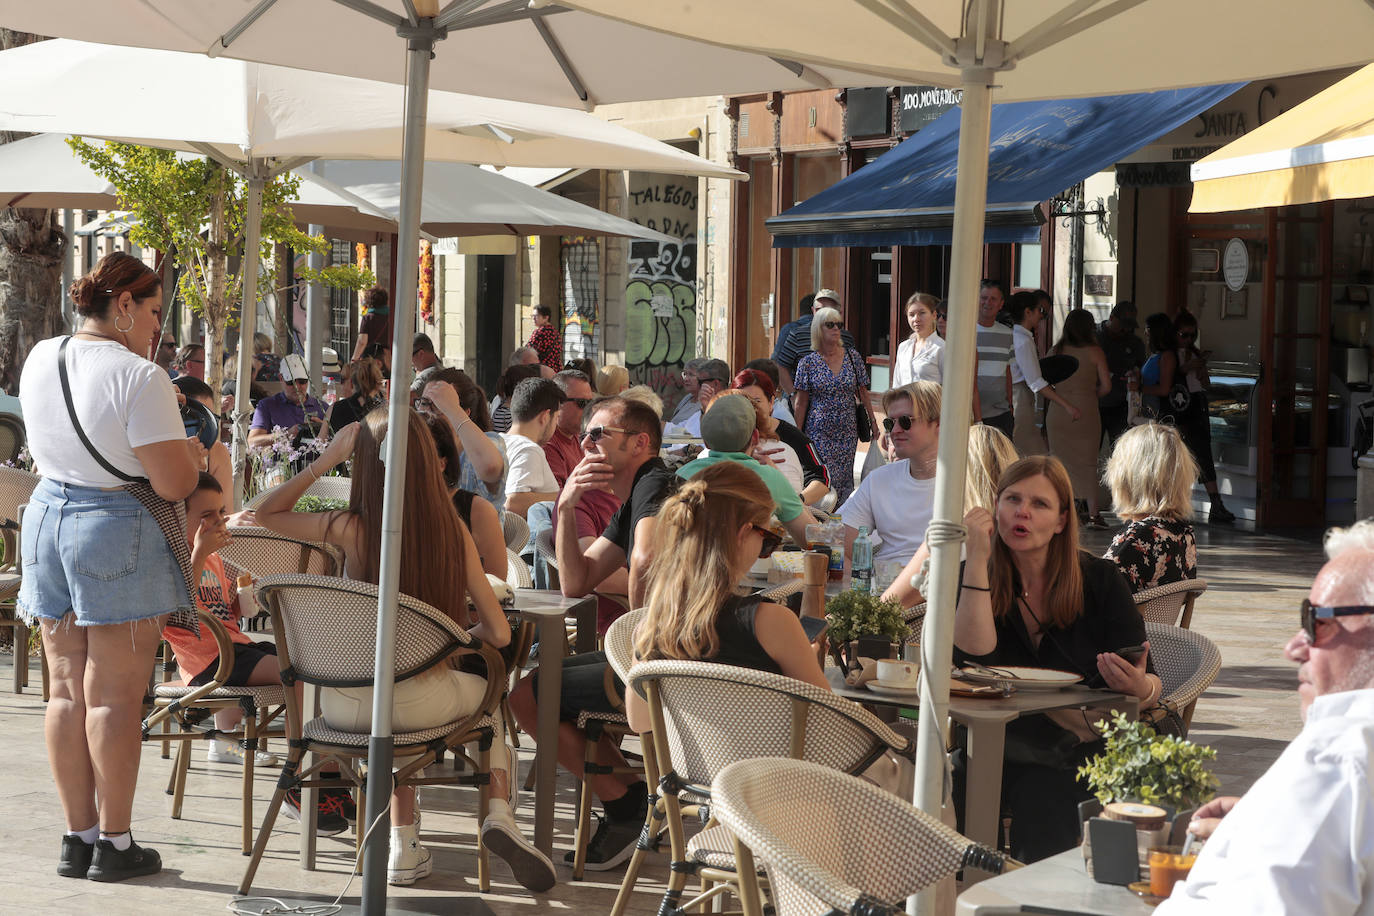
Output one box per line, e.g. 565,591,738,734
954,455,1161,862
326,358,384,435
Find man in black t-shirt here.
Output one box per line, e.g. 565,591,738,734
554,396,676,608
508,395,673,873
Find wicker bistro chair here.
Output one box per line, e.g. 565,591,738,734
141,610,287,855
1143,622,1222,735
628,659,914,916
236,573,506,896
502,511,530,553
505,548,534,589
712,758,1018,916
217,527,340,631
0,413,25,465
533,527,559,590
1134,577,1208,629
0,467,40,694
244,473,352,510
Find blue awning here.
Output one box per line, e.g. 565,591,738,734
768,83,1244,249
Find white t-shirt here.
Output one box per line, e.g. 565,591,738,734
892,333,945,387
500,431,560,495
20,336,184,488
757,437,804,494
840,459,937,566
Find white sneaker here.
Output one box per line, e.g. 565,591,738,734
481,799,557,892
206,738,279,768
387,823,433,886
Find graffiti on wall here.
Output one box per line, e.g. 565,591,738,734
561,237,601,360
625,175,697,404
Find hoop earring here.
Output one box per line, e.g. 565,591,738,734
113,313,134,334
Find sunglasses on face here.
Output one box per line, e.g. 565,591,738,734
752,523,784,559
882,415,916,432
570,397,593,409
582,425,626,443
822,321,843,330
160,341,177,350
1300,599,1374,642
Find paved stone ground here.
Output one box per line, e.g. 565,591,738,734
0,523,1327,915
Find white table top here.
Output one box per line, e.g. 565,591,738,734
509,588,595,617
956,847,1157,915
826,668,1138,721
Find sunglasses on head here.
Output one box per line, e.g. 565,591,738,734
582,425,626,443
822,321,843,330
1300,599,1374,642
882,415,916,432
752,523,784,559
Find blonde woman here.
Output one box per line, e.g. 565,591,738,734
596,364,630,396
625,462,829,736
793,305,877,503
621,383,664,419
892,292,945,387
1103,422,1200,591
881,424,1019,609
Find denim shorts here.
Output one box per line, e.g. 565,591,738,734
18,477,192,627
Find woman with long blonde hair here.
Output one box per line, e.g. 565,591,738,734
254,408,554,892
626,462,828,732
953,455,1157,863
881,424,1019,609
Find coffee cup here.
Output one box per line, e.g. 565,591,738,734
876,658,919,688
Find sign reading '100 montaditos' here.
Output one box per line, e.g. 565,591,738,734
899,85,963,132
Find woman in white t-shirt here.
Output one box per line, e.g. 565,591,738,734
891,292,945,387
19,252,203,882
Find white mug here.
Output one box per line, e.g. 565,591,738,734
876,658,919,688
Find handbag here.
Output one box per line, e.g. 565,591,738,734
57,337,200,634
846,348,872,442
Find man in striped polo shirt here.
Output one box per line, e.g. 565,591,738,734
975,279,1014,437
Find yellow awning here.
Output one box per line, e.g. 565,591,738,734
1190,64,1374,213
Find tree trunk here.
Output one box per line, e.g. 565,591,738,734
204,168,230,398
0,29,62,393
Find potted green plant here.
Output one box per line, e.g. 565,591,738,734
1078,711,1220,812
824,590,909,674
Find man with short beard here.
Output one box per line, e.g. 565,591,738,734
1159,520,1374,913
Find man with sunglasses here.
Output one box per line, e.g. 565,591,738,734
839,382,941,572
408,333,441,395
676,392,819,546
1158,521,1374,913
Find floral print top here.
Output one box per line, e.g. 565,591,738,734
527,324,563,370
1104,516,1197,591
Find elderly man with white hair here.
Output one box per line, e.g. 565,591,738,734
1158,519,1374,913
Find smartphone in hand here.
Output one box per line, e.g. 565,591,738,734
1115,644,1147,663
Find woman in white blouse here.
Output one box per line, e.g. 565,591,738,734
1008,290,1079,456
891,292,944,387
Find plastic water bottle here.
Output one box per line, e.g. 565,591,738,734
852,526,874,594
324,377,338,406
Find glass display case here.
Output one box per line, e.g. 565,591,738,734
1206,363,1258,472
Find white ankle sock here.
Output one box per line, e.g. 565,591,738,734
100,831,132,851
68,825,98,845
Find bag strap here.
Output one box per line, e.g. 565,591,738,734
845,347,864,399
57,336,143,483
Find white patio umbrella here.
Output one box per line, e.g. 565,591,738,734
15,4,1367,909
0,37,738,510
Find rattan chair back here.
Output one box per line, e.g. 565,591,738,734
629,659,910,793
219,527,340,578
0,466,39,526
1134,577,1208,628
1144,621,1221,733
502,511,530,552
245,473,352,509
604,608,646,685
712,758,1008,915
505,548,533,588
534,527,557,570
0,415,25,465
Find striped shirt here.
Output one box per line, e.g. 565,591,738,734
975,320,1014,418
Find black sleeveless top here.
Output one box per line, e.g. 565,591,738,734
705,594,782,675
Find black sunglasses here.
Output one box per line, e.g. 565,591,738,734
570,397,593,409
822,321,843,330
582,425,626,443
1301,599,1374,642
882,415,916,432
752,524,784,559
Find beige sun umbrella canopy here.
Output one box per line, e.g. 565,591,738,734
1191,63,1374,212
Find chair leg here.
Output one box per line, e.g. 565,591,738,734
12,623,25,694
733,841,766,916
354,778,366,875
572,727,599,881
40,645,50,701
610,741,663,916
170,738,192,819
239,750,301,893
241,722,257,856
477,737,491,893
655,790,691,916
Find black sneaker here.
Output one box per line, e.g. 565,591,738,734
86,835,162,883
1209,501,1236,524
327,786,358,826
57,835,93,878
564,812,642,872
282,787,349,837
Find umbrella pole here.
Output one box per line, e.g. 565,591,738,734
361,26,437,916
911,67,995,916
232,171,265,510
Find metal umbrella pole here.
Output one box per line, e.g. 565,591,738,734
360,18,441,914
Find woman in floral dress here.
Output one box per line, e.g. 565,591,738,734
792,306,877,505
1102,422,1199,591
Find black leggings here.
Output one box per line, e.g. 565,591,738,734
1176,403,1217,486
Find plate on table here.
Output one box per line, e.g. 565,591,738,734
956,666,1081,691
949,678,1015,698
866,680,920,699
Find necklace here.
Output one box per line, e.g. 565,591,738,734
75,329,122,344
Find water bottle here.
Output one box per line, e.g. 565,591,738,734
852,526,874,594
324,377,338,406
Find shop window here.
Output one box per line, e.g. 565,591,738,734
1016,243,1042,290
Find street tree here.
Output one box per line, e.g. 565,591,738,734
67,140,373,396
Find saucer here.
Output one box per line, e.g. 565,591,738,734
866,679,920,698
